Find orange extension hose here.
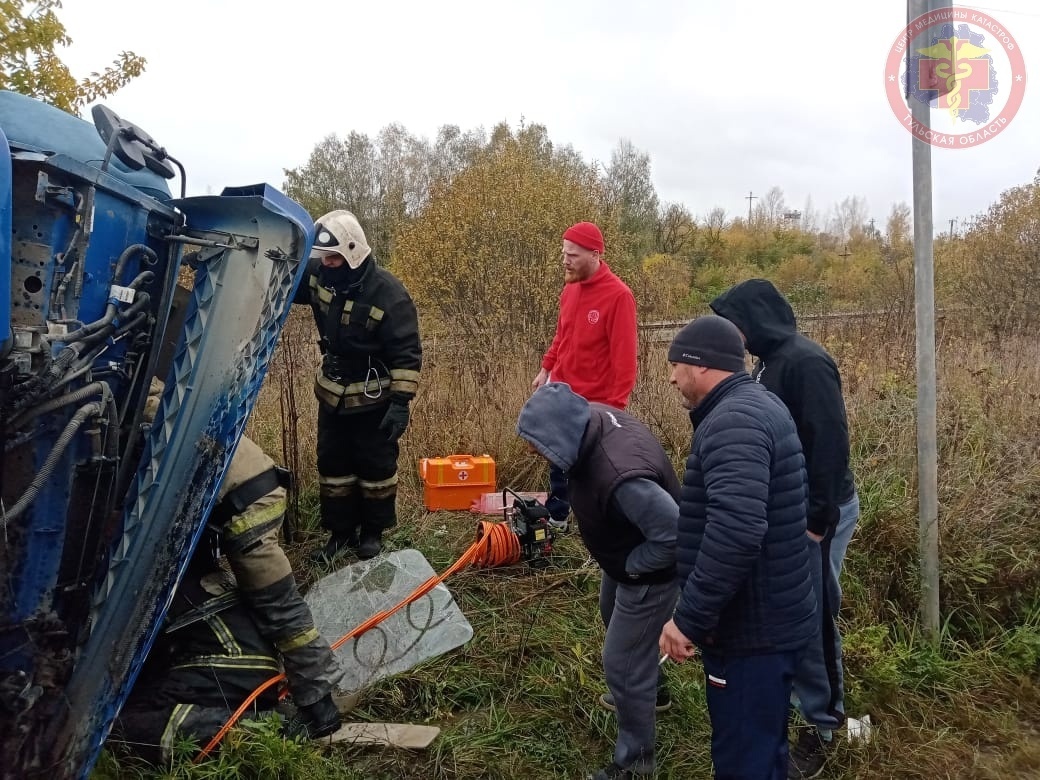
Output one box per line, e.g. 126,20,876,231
194,519,522,761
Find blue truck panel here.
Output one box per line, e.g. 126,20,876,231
0,91,314,779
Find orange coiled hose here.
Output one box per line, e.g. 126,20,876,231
195,519,522,761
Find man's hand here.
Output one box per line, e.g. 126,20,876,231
807,530,824,543
659,619,696,663
378,399,410,443
531,367,549,392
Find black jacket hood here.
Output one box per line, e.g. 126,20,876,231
709,279,796,357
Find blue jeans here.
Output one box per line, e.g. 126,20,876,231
792,492,859,735
702,649,801,779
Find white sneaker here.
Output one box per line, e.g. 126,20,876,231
548,517,570,533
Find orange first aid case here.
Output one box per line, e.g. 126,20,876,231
418,454,496,511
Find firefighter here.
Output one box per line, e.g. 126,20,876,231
294,210,422,561
112,383,344,760
204,434,343,723
112,539,338,763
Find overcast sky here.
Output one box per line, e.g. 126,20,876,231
56,0,1038,232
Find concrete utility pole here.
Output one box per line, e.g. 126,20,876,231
746,191,757,224
908,0,941,643
948,218,957,237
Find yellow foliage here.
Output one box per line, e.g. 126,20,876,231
691,262,760,304
0,0,146,113
390,130,610,350
774,254,818,289
952,171,1040,337
634,253,691,319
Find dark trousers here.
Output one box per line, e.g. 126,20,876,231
317,405,399,536
115,699,273,764
701,649,800,780
600,574,678,775
546,463,570,523
113,598,281,764
222,491,339,707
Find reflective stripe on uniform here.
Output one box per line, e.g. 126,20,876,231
360,473,398,499
171,655,282,673
319,473,358,498
389,367,420,395
161,703,194,760
359,474,398,490
276,627,321,654
226,498,286,540
207,615,242,656
337,300,354,327
335,301,386,330
310,283,332,318
315,371,392,410
310,276,334,306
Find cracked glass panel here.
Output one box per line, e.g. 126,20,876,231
305,549,473,693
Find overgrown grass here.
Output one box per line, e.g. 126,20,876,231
95,314,1040,779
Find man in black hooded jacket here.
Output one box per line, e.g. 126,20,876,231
710,279,859,779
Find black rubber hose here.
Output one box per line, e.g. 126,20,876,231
63,270,154,346
112,244,157,283
9,381,108,427
75,291,151,353
2,400,105,521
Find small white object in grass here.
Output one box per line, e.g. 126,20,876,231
846,714,872,744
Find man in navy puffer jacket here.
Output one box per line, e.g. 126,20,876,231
658,315,816,780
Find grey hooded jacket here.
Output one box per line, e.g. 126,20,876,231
517,383,679,582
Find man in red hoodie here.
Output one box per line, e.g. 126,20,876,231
531,221,638,529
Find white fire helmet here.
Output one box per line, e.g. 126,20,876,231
310,210,371,269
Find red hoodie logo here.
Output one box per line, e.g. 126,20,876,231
587,309,600,324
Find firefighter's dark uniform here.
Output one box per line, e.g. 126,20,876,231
294,254,422,555
114,383,343,759
209,434,341,707
114,561,285,763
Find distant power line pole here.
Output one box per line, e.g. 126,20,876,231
948,218,957,237
746,191,757,223
869,218,877,238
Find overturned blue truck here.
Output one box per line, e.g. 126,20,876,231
0,90,314,779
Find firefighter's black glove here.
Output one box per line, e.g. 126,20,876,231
379,397,410,443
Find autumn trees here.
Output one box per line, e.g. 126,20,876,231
947,169,1040,338
281,115,1036,339
1,0,145,112
393,125,610,343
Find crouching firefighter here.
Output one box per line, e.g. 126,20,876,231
293,209,422,562
112,384,345,761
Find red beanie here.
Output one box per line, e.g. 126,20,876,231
563,221,605,253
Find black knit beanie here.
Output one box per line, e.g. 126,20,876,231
667,315,746,372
